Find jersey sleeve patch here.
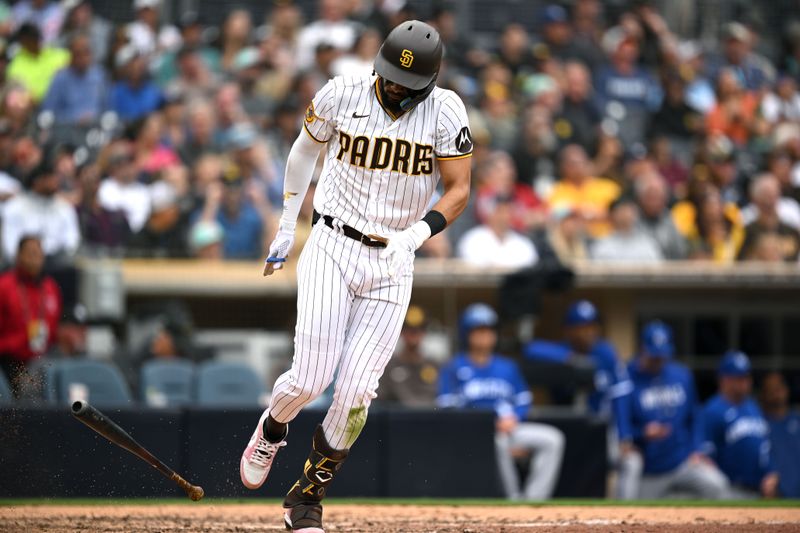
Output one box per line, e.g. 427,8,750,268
455,127,473,153
305,102,318,124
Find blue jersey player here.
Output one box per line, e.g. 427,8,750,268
524,300,632,436
760,371,800,498
703,351,780,498
523,300,635,497
438,303,564,500
621,321,729,499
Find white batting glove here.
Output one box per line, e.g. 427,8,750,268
369,221,431,281
263,227,295,276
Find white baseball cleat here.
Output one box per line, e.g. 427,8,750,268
240,411,287,489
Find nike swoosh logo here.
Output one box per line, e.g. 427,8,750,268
352,112,370,118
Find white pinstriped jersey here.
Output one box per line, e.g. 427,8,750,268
303,75,472,235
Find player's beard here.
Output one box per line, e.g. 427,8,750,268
379,77,412,114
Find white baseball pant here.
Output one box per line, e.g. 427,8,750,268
267,221,413,451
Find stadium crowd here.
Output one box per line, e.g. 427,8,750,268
0,0,800,267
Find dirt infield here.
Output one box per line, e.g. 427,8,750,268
1,503,799,532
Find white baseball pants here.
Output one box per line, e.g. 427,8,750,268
267,221,413,451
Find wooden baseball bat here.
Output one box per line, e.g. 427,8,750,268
71,400,204,501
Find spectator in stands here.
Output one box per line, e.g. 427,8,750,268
218,9,252,75
188,219,224,260
295,0,358,71
126,0,179,56
547,144,621,238
195,166,266,260
761,75,800,126
0,235,62,394
41,33,107,126
49,304,87,358
378,306,439,408
536,4,595,67
439,304,565,500
57,0,110,64
166,45,220,103
760,371,800,498
331,28,381,78
76,163,130,253
546,206,589,265
475,151,546,234
155,12,220,86
767,149,800,203
648,136,690,199
111,45,163,123
708,22,776,91
703,351,780,499
11,0,63,44
457,194,538,269
593,31,661,149
648,73,703,162
741,173,800,231
684,186,745,262
0,84,36,140
591,196,663,263
621,321,729,499
1,159,80,262
553,61,600,154
233,48,271,129
160,88,186,150
180,100,219,166
132,113,179,176
635,171,688,259
97,141,151,235
706,68,761,147
738,174,800,262
7,23,69,101
512,104,559,187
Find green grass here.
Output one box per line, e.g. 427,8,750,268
0,498,797,507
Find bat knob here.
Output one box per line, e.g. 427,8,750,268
189,485,204,501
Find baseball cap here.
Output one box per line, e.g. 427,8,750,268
564,300,598,326
115,44,140,69
233,47,261,72
640,320,674,358
226,123,258,150
718,350,751,376
540,4,568,25
722,22,750,43
461,303,498,333
403,305,427,329
189,220,224,251
540,4,569,25
134,0,160,10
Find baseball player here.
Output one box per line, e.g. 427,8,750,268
239,20,472,532
523,300,637,498
438,304,565,500
703,351,780,498
621,321,729,499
